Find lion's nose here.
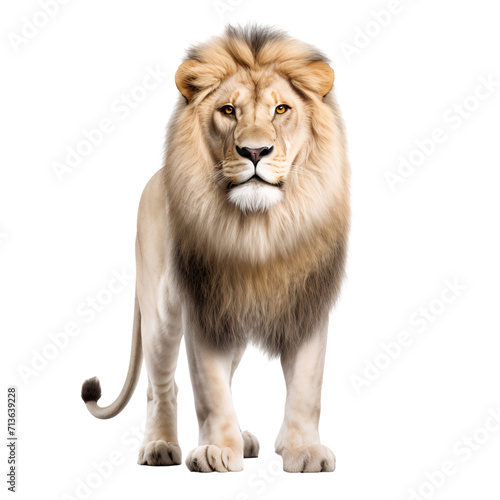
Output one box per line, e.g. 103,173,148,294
236,145,274,166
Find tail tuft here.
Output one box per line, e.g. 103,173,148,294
81,376,102,403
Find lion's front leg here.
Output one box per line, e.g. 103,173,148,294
184,318,245,472
275,316,336,473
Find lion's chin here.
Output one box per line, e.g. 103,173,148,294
227,180,283,213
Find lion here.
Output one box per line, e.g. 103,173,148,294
81,25,350,473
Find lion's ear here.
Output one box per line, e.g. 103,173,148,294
175,59,225,102
306,61,335,97
175,60,202,102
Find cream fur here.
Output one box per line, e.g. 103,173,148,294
227,180,283,212
81,26,350,473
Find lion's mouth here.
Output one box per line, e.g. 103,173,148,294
232,174,282,188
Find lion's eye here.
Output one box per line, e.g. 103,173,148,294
220,105,235,115
275,104,290,115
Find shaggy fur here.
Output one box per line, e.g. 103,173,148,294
165,25,350,355
81,26,350,473
81,376,102,403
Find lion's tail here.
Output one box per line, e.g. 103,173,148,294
81,292,143,419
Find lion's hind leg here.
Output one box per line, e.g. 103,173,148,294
242,430,259,458
138,299,183,466
229,348,260,460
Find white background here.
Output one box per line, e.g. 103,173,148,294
2,0,500,499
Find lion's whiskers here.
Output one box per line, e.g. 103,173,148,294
212,161,230,188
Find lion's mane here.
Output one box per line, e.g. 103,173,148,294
164,26,350,355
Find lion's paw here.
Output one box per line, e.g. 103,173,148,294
186,445,244,472
138,440,182,466
280,444,335,473
242,430,259,458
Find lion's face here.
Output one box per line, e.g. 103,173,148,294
167,29,349,263
204,70,309,212
173,35,337,217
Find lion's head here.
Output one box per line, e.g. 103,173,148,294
165,26,349,266
175,39,335,213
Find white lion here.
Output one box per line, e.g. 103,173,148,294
82,25,350,473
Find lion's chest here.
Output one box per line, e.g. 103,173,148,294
174,244,345,355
